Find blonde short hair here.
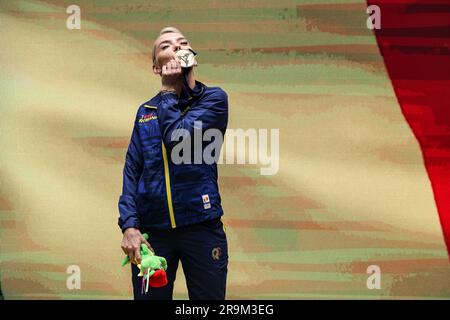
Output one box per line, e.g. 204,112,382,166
152,26,183,64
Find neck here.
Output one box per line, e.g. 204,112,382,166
186,67,196,90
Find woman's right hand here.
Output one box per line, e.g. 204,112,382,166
121,227,153,264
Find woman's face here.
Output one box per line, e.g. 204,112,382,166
152,32,193,75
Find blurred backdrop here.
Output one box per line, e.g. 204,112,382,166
0,0,449,299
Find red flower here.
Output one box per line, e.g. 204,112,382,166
149,269,168,288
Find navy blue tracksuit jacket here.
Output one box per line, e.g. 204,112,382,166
118,80,229,299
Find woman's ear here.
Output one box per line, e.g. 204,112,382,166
152,64,161,75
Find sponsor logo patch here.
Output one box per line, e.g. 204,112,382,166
202,194,211,209
139,113,157,123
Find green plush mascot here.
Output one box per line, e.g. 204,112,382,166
121,233,168,293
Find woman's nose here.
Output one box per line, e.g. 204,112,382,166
173,44,181,51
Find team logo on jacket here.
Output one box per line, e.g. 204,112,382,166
202,194,211,209
139,113,157,123
212,247,222,261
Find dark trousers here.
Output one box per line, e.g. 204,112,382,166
131,217,228,300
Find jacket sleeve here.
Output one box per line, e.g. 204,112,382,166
156,89,228,151
118,117,143,233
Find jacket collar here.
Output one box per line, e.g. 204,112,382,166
151,80,206,111
178,80,205,110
